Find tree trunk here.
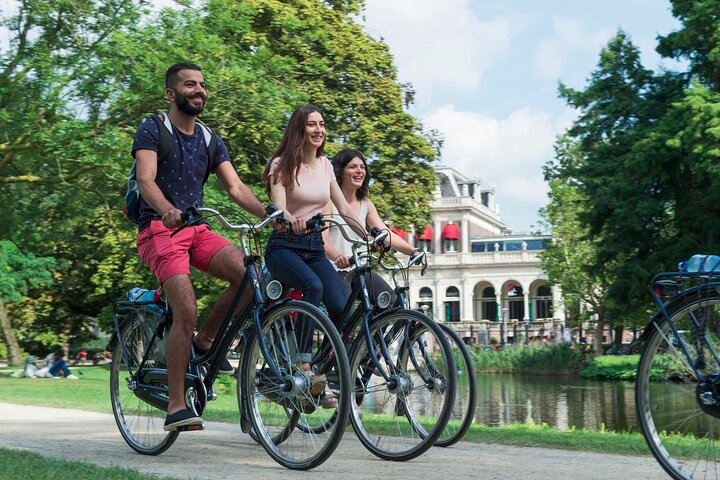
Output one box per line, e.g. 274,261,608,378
0,302,22,366
593,315,604,354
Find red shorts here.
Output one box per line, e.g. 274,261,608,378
137,220,231,284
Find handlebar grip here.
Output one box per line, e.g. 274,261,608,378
305,213,325,232
265,203,279,216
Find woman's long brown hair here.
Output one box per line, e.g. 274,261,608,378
263,105,326,196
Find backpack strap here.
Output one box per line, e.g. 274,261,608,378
196,120,218,184
152,114,175,163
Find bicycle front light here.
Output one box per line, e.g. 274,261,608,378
266,280,283,300
376,291,392,309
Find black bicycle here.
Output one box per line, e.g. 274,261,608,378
280,215,458,461
379,250,477,448
109,206,352,470
636,254,720,479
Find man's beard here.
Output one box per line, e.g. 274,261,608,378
175,91,205,116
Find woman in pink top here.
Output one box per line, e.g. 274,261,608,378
262,105,363,378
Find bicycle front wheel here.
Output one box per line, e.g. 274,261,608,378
110,308,178,455
636,287,720,479
240,300,351,470
349,309,456,461
435,323,476,447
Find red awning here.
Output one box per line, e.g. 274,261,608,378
417,226,433,240
391,226,406,240
442,223,459,239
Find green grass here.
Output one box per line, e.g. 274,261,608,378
0,366,242,423
579,354,640,380
0,447,174,480
0,364,700,461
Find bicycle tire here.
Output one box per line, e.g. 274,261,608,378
348,308,456,461
636,285,720,479
435,323,477,447
240,300,351,470
110,308,178,455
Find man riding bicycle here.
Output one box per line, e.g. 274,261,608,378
132,61,267,431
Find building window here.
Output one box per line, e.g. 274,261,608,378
506,283,524,320
445,286,460,322
480,286,497,321
535,285,552,319
418,287,433,318
417,239,432,252
444,238,458,253
445,301,460,322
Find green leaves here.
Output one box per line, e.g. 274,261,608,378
0,241,55,303
0,0,436,351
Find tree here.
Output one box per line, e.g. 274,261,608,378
541,138,612,353
554,31,685,324
657,0,720,90
0,241,55,365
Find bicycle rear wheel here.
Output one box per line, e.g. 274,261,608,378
636,287,720,479
435,323,476,447
110,308,178,455
349,309,456,461
241,300,351,470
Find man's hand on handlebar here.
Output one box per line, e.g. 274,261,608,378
162,208,184,229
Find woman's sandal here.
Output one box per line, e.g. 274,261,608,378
318,389,338,409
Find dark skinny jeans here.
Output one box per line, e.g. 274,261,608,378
265,231,348,363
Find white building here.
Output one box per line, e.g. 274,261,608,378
393,166,565,344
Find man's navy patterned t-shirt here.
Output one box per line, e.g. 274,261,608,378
131,117,230,229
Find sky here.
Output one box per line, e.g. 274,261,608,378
0,0,685,233
360,0,684,233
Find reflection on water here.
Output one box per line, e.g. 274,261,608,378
363,372,712,434
475,374,639,432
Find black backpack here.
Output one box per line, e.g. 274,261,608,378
124,113,218,224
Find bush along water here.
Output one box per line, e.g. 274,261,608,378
470,343,590,375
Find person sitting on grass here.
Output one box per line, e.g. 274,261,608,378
25,349,78,379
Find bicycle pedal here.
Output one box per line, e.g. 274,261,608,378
208,386,218,401
176,423,206,432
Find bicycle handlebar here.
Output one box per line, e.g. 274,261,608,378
174,204,284,237
319,216,388,249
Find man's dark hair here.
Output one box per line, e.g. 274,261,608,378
165,62,202,89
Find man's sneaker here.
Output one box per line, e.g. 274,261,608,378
193,341,235,376
66,374,79,380
218,358,235,376
164,409,203,431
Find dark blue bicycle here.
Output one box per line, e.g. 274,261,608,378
636,254,720,479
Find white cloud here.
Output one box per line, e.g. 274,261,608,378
426,105,576,230
533,16,614,79
362,0,516,97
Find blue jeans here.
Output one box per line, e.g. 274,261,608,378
48,359,72,377
265,231,348,362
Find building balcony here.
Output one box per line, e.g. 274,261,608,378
427,250,542,267
434,196,500,218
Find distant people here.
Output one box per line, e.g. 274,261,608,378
25,349,78,379
78,349,88,364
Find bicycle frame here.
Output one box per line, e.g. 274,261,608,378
317,216,432,383
646,270,720,381
111,207,287,415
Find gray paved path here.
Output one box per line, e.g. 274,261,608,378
0,402,666,479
